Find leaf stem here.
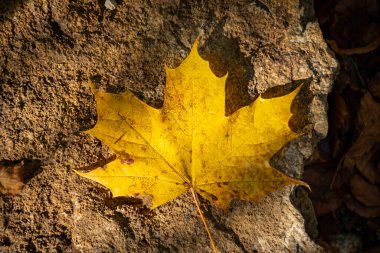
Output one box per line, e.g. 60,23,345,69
190,187,217,253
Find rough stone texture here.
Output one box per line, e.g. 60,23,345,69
0,0,338,252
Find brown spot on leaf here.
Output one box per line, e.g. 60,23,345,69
121,158,134,165
211,194,218,202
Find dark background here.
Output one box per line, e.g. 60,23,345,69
305,0,380,252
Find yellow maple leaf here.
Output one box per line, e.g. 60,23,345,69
77,37,307,210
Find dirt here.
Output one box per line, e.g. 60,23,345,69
1,0,337,252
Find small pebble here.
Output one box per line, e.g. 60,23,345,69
104,0,117,10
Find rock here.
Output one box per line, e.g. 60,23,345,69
104,0,117,11
0,0,337,252
330,233,362,253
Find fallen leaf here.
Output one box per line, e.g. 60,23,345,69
344,93,380,184
0,160,41,195
327,37,380,56
76,38,307,210
344,192,380,219
0,161,25,195
350,174,380,207
369,72,380,99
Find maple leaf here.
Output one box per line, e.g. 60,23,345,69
76,38,307,210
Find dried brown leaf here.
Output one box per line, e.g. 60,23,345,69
0,161,26,195
350,175,380,207
344,192,380,218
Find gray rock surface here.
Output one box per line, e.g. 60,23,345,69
0,0,337,252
